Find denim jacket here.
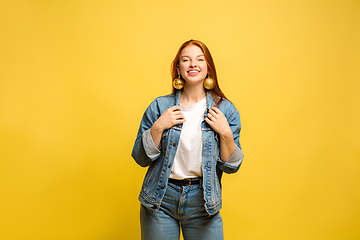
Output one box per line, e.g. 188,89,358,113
131,90,244,215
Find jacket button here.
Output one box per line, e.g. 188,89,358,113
173,142,176,146
168,164,172,168
161,186,165,189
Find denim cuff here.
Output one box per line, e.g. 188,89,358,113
142,129,161,159
220,146,243,167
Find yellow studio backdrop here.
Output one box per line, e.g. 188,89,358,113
0,0,359,239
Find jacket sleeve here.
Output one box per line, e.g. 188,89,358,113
217,106,244,174
131,100,162,167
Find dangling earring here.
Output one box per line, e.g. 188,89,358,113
173,75,184,89
203,75,214,90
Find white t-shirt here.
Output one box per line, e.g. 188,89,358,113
169,97,206,180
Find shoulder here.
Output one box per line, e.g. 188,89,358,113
218,98,237,110
217,98,239,118
219,98,235,107
146,93,176,112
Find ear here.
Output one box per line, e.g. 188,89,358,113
176,65,180,76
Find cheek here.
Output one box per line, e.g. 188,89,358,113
179,64,187,73
202,65,208,74
202,63,208,71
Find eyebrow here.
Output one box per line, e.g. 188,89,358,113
180,54,205,58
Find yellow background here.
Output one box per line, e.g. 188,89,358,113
1,0,359,239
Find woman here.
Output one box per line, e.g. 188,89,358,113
132,39,244,240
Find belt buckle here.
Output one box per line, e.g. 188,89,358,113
186,178,191,186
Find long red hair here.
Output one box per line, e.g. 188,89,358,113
171,39,229,105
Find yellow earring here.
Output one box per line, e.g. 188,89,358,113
203,76,214,90
173,76,184,89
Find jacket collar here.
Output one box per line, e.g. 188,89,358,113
175,90,215,115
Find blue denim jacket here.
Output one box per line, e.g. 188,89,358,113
132,90,244,215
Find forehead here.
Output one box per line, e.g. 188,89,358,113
180,45,204,57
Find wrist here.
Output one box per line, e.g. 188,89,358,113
152,120,164,134
220,130,233,141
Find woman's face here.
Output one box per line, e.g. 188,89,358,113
177,45,208,85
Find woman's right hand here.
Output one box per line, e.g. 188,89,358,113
150,106,186,148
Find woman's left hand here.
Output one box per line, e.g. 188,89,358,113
206,107,236,162
205,107,232,138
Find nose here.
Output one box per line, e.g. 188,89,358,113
190,60,197,67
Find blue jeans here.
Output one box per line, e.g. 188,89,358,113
140,181,224,240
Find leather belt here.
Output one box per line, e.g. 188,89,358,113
168,178,202,186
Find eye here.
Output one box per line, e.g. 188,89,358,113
182,59,189,62
198,58,205,61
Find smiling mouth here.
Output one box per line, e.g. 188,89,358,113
187,70,200,73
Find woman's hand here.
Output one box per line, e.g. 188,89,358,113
205,107,236,162
150,106,185,148
205,107,232,138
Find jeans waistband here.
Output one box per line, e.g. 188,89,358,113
168,177,202,186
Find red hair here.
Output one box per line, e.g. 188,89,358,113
170,39,229,105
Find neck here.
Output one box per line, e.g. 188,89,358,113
180,84,206,106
